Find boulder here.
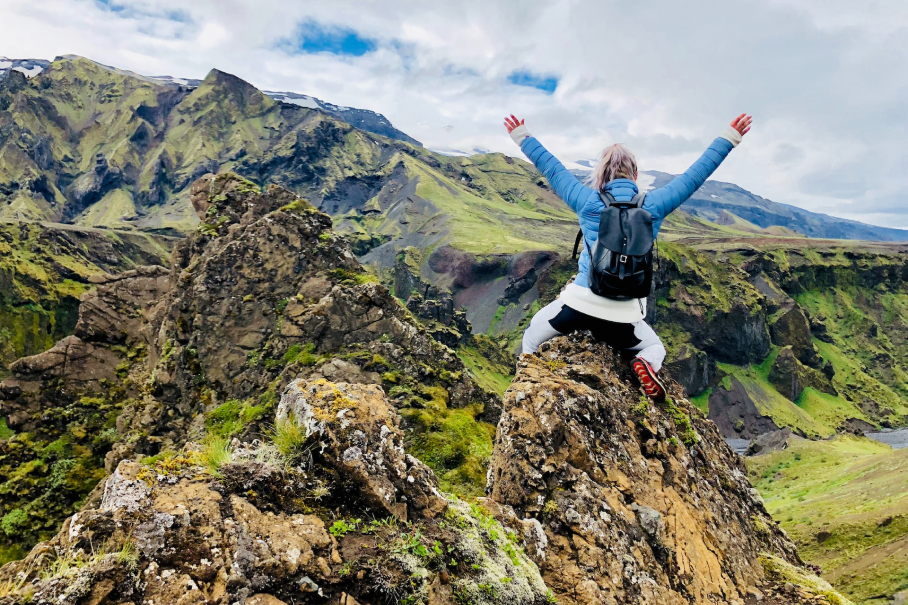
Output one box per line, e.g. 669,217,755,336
746,428,801,456
277,378,447,520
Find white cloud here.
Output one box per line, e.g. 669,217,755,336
1,0,906,226
197,22,228,49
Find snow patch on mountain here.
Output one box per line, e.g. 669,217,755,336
0,57,49,79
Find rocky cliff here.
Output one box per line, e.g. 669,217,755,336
485,333,816,605
0,174,495,560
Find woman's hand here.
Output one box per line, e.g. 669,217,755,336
504,115,525,133
731,113,753,136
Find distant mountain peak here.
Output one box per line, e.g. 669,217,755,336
0,54,418,145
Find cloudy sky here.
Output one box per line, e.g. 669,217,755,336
2,0,906,226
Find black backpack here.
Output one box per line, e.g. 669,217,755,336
571,192,654,300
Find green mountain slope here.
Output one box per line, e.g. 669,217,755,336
0,220,175,375
749,436,908,603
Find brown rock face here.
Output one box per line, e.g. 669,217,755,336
486,334,801,605
663,343,715,396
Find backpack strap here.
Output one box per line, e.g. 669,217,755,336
598,191,618,206
572,230,583,260
599,190,646,208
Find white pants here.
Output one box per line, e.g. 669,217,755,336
521,298,667,371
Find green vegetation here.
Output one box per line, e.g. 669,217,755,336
663,398,699,446
205,398,270,439
401,387,496,498
199,434,233,476
329,518,361,538
760,554,854,605
749,436,908,603
0,221,172,372
716,360,836,438
282,342,321,366
690,388,711,414
270,419,309,464
457,338,515,396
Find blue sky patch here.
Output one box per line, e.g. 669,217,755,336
507,70,558,94
286,21,377,57
93,0,191,23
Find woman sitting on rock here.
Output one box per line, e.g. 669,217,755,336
505,112,752,401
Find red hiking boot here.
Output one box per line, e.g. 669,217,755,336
632,357,666,403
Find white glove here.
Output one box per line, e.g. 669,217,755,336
509,124,532,145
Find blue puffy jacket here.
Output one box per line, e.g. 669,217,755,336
520,136,735,288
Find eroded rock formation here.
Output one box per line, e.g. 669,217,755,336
0,173,495,554
0,377,547,605
486,334,805,605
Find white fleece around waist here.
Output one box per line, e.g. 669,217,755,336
558,283,646,323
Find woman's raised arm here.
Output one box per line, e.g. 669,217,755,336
505,115,589,214
643,114,753,226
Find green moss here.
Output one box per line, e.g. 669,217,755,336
329,267,378,286
690,388,711,414
205,398,269,439
759,554,854,605
282,342,320,367
1,509,28,537
0,418,14,440
401,389,495,498
663,397,699,446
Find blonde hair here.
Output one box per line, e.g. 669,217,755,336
588,143,637,192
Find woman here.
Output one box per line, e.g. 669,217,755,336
505,112,752,402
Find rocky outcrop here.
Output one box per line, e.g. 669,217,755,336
769,305,821,369
66,153,123,217
487,334,801,604
650,247,770,366
747,428,799,456
0,338,851,604
768,347,837,402
708,375,784,439
0,174,498,556
404,292,472,348
394,247,472,347
664,343,715,396
0,377,548,605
